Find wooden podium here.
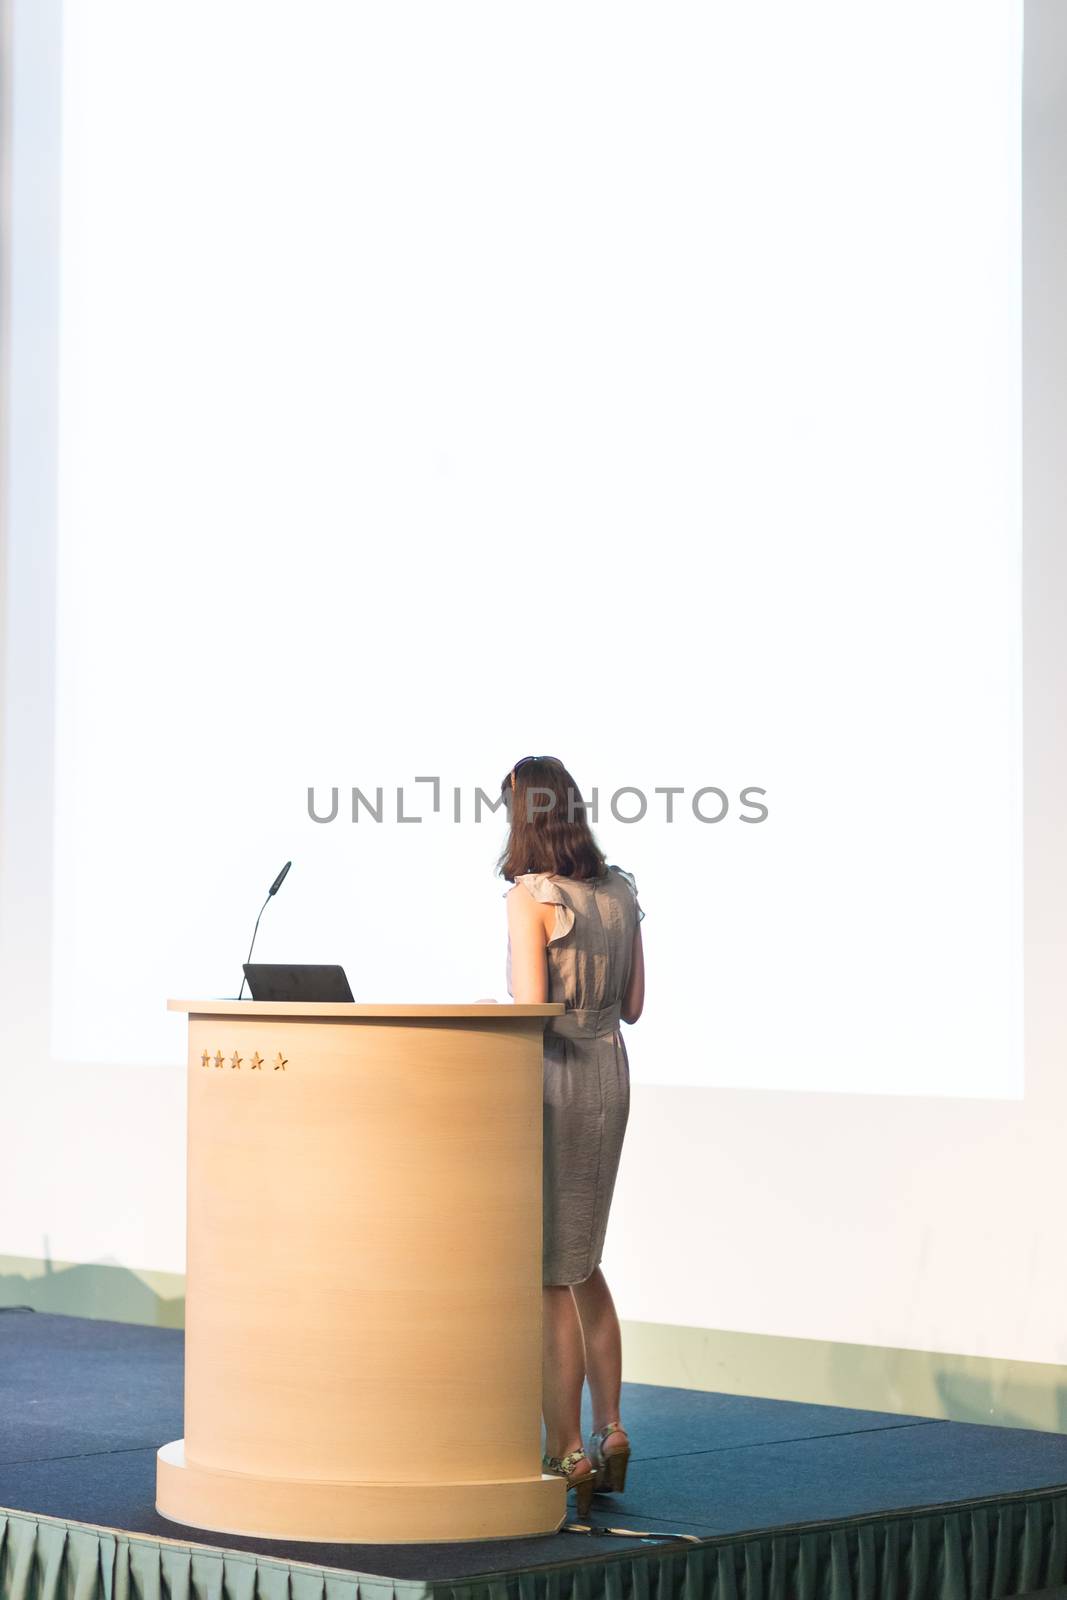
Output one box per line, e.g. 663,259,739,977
157,999,567,1544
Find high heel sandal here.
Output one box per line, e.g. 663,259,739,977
588,1421,630,1493
542,1446,597,1519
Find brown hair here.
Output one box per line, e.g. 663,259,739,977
497,756,608,883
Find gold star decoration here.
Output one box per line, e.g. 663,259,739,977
250,1052,264,1070
273,1052,287,1071
201,1050,210,1068
214,1050,225,1069
230,1051,242,1070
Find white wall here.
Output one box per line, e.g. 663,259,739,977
1,0,1063,1372
606,0,1066,1369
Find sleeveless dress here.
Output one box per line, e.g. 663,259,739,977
505,864,645,1287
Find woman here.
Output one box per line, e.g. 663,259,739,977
500,755,645,1519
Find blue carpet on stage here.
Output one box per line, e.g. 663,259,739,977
1,1309,1066,1600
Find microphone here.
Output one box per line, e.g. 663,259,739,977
237,861,292,999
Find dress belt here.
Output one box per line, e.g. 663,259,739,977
547,1006,622,1041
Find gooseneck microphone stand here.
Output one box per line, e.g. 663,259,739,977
236,860,291,999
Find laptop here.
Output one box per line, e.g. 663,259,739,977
242,963,354,1002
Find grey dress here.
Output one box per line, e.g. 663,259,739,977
506,864,645,1287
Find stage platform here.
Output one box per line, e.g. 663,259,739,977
2,1311,1067,1600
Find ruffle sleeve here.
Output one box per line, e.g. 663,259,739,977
609,864,645,923
505,873,576,945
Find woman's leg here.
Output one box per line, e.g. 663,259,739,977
571,1267,626,1448
542,1285,591,1466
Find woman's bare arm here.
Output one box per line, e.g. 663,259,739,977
621,924,644,1024
506,884,549,1003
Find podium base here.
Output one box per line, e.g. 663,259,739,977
155,1440,568,1545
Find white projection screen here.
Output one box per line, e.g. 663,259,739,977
8,0,1059,1373
50,0,1022,1094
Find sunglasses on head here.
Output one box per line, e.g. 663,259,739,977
505,755,561,791
513,755,556,773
